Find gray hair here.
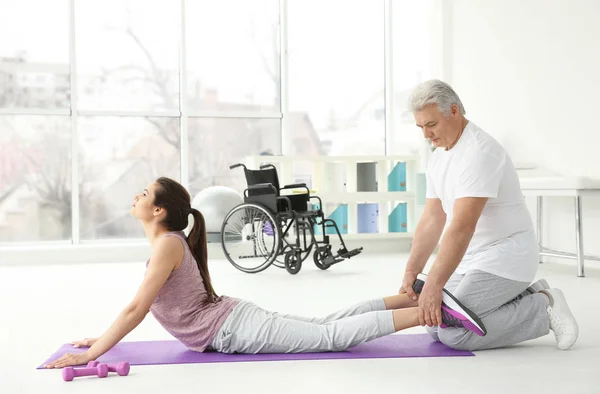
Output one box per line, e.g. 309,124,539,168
408,79,466,116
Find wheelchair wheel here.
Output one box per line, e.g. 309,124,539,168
284,250,302,275
273,220,313,268
221,203,281,273
313,248,332,270
274,244,312,268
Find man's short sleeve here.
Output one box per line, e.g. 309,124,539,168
455,151,505,199
426,171,438,199
425,157,439,199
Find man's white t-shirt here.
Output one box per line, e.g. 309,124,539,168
426,121,538,283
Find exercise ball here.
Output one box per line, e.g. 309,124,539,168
191,186,243,233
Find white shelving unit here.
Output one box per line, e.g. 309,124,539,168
244,155,422,240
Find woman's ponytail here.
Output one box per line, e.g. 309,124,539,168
187,208,217,302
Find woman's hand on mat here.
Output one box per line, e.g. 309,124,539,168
418,283,443,327
71,337,97,348
399,271,419,301
43,351,92,369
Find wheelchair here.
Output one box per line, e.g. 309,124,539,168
220,163,363,275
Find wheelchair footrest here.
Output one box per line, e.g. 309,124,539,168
337,247,363,259
323,255,345,265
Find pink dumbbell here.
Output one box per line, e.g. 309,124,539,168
87,360,130,376
62,363,109,381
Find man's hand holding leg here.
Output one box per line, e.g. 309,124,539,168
400,198,446,299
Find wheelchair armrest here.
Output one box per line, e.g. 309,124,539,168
244,183,278,197
309,196,323,210
276,196,293,213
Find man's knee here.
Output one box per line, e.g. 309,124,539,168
437,328,474,351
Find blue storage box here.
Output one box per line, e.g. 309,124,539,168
388,162,407,192
388,203,408,232
314,204,348,235
358,203,378,233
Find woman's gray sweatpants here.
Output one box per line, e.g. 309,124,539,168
427,269,550,351
209,299,395,354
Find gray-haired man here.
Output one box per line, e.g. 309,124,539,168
399,79,578,351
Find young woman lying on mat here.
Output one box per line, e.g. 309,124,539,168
44,177,482,369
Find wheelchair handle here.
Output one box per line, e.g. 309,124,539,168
229,163,246,170
259,163,277,171
281,183,307,189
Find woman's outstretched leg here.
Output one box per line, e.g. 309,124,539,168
210,301,420,354
273,298,386,324
272,293,418,324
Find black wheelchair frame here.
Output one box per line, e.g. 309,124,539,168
220,162,363,275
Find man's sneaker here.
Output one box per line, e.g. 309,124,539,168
527,278,551,294
412,273,487,337
440,305,485,336
542,288,578,350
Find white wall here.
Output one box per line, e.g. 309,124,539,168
446,0,600,267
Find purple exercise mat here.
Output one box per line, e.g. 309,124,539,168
37,334,473,369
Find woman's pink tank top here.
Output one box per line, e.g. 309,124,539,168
146,231,239,352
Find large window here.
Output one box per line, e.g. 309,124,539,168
79,117,180,240
75,0,180,111
0,0,439,246
0,0,70,109
188,118,281,197
0,116,71,242
288,0,385,156
186,0,280,114
391,0,437,154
